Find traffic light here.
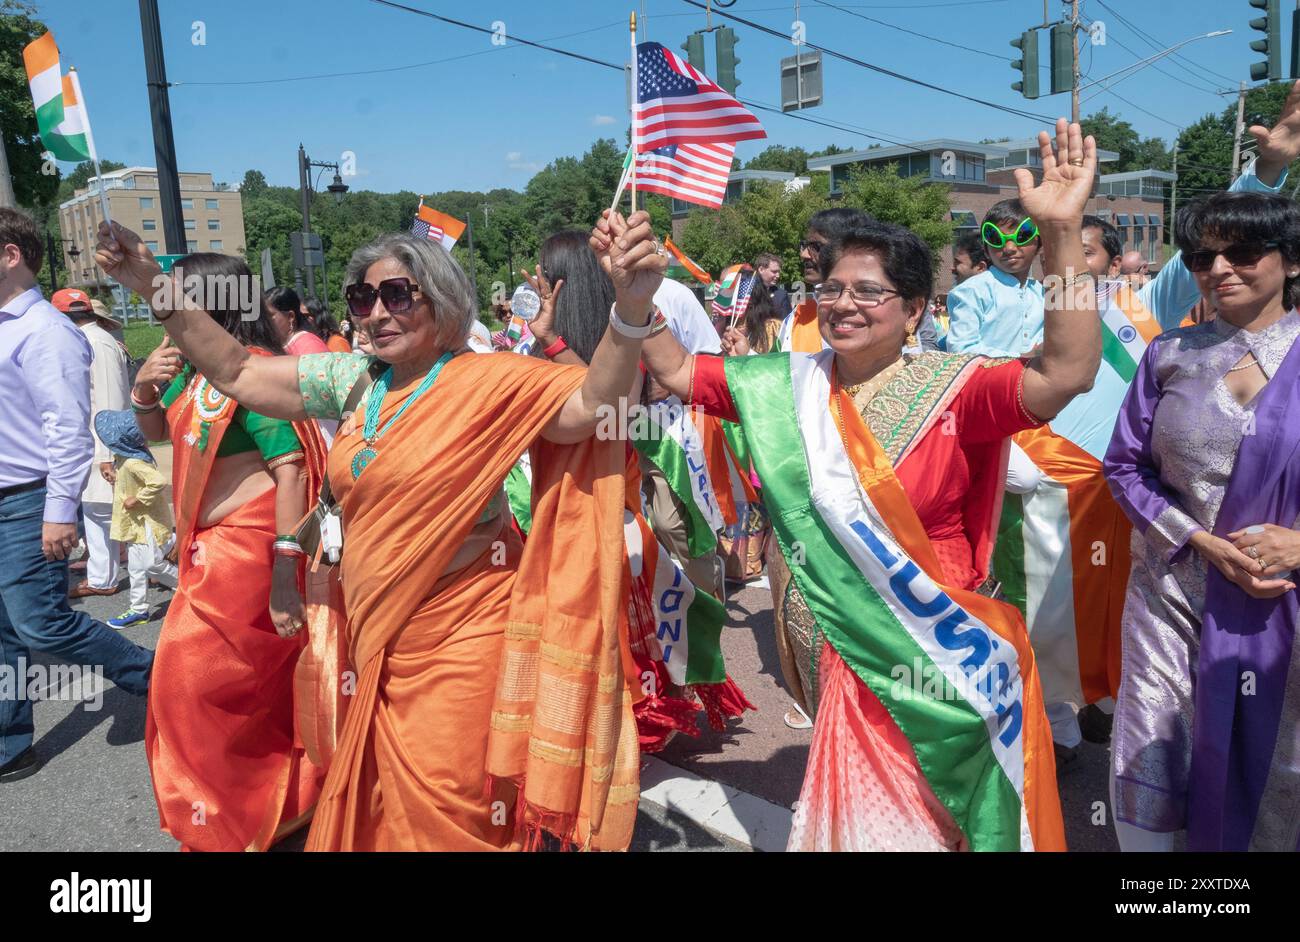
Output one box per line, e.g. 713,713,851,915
1250,0,1282,82
682,31,706,73
1010,30,1040,100
1050,23,1073,95
715,27,740,95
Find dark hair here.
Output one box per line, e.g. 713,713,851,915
305,298,341,339
953,229,988,268
1175,191,1300,308
741,277,778,352
984,198,1032,231
532,229,616,364
175,253,285,355
0,208,43,274
753,252,781,271
263,284,311,332
808,207,875,241
1081,214,1122,263
820,223,933,307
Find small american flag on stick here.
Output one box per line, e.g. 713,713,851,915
636,141,735,209
634,41,765,153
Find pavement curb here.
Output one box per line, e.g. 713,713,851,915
638,755,793,852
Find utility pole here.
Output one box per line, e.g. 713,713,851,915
298,144,313,298
1231,80,1247,182
139,0,186,256
1170,144,1178,247
1071,0,1080,123
465,216,478,310
0,130,16,209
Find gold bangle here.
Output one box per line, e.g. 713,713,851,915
1060,272,1096,289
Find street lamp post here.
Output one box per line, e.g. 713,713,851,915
296,144,349,300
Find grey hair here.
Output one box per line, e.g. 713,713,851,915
344,232,476,350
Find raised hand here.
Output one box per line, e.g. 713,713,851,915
1014,119,1097,229
1250,80,1300,184
94,221,164,298
590,209,667,318
134,334,184,394
522,264,564,348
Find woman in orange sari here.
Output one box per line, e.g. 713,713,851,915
97,210,668,851
126,253,335,851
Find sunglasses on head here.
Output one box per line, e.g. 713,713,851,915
1181,241,1280,274
981,218,1038,249
345,278,423,318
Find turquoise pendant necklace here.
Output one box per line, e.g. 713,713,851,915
351,351,454,479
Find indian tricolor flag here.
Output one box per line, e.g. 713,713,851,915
664,237,712,286
411,200,466,252
625,510,726,685
991,283,1160,707
1099,283,1160,384
23,33,91,162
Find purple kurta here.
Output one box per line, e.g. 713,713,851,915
1104,310,1300,851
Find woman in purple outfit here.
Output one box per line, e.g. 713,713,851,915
1104,190,1300,851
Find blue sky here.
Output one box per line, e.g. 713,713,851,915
30,0,1270,193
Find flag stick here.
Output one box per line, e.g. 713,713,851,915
608,146,634,215
629,12,638,215
69,68,111,228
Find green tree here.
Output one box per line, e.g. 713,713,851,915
837,164,954,258
0,1,58,209
1080,107,1170,173
239,169,269,201
677,176,831,282
746,145,812,174
1176,83,1299,201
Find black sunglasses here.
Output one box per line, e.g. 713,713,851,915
1182,242,1280,274
345,278,423,317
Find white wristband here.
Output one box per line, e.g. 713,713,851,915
608,302,653,339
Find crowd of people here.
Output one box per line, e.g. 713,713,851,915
1,103,1299,853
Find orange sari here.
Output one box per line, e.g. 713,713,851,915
305,352,639,851
146,363,333,851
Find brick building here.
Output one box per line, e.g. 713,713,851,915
58,167,247,290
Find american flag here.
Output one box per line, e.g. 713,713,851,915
634,41,765,153
410,202,466,252
411,217,443,243
636,141,735,209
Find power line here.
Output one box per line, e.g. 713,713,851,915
675,0,1057,123
1079,9,1222,97
172,19,625,87
1093,0,1238,89
812,0,1012,62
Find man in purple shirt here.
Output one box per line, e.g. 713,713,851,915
0,209,153,782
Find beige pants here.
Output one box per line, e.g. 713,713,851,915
639,457,724,601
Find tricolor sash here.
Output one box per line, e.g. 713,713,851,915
726,350,1063,851
632,396,727,556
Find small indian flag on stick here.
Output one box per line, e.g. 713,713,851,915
411,198,466,252
23,32,91,163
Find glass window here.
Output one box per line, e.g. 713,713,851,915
181,198,194,209
205,199,219,210
1116,214,1131,227
142,219,157,231
139,197,154,209
209,240,223,251
186,240,198,253
146,241,159,253
184,219,196,230
207,219,220,231
950,210,977,229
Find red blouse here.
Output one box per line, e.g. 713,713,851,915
689,354,1042,590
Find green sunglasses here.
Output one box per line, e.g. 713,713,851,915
981,217,1039,249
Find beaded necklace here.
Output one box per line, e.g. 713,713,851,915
350,351,454,479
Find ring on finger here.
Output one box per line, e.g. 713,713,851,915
1248,545,1261,559
1068,157,1084,167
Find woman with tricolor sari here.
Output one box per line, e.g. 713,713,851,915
1104,190,1300,852
96,211,668,851
116,253,337,851
628,120,1103,851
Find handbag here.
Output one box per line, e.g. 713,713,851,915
294,366,377,564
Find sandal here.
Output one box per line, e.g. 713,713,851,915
783,702,813,730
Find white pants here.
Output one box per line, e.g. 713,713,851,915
82,500,120,589
1004,442,1042,495
127,531,178,614
1045,700,1082,747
